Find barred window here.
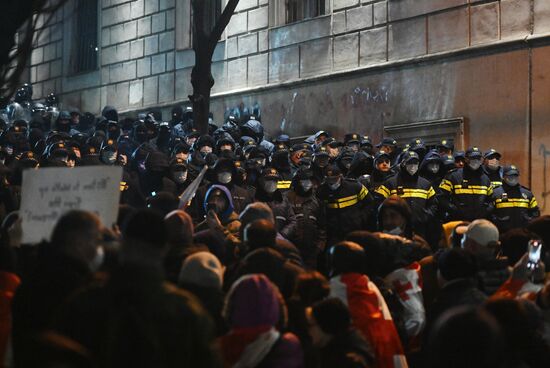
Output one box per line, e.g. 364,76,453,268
286,0,327,24
176,0,223,51
72,0,98,74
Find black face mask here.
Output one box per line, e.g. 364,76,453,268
206,195,229,215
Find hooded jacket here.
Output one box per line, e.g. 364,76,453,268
419,150,443,188
219,274,303,368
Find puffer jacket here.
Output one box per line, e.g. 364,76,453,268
285,189,326,269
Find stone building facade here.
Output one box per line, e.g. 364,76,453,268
27,0,550,213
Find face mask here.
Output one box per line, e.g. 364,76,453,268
174,171,188,184
328,178,341,191
504,176,519,186
299,179,313,192
405,163,419,175
468,159,482,170
200,146,213,155
90,246,104,272
102,152,117,164
6,147,13,156
341,159,352,169
383,226,403,236
263,181,278,194
138,161,147,174
255,158,266,168
217,172,232,184
486,159,499,171
427,162,440,174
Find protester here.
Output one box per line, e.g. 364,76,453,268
0,94,548,368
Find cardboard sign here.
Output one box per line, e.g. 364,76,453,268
20,166,123,244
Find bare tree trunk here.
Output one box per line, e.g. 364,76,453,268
189,0,240,135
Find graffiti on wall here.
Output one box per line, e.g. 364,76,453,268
539,144,550,212
224,102,261,123
349,86,391,107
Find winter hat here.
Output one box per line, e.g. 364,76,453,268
224,274,281,329
311,297,351,335
239,202,275,226
465,219,499,247
178,251,224,290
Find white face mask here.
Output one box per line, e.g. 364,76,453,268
405,163,419,175
263,181,278,194
486,158,499,171
200,146,213,154
299,179,313,192
328,180,341,191
468,159,482,170
504,175,519,186
174,171,188,184
384,226,403,236
217,172,232,184
427,162,440,174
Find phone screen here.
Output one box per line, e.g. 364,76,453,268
528,240,542,265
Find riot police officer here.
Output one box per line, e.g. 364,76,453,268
483,148,503,187
491,165,539,233
438,147,493,222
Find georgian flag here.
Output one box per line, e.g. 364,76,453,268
331,273,408,368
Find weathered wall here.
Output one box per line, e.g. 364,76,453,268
26,0,550,213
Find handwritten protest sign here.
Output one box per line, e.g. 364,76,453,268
20,166,123,244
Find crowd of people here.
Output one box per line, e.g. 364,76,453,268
0,84,550,368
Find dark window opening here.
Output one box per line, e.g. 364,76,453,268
286,0,327,24
72,0,98,74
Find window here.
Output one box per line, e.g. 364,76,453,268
287,0,327,24
71,0,98,74
270,0,330,27
383,117,465,150
176,0,223,51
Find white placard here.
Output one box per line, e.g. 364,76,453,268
20,166,123,244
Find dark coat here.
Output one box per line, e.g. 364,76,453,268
438,166,494,222
285,189,326,269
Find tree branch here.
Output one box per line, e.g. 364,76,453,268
208,0,240,54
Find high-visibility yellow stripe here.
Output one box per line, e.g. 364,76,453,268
439,179,453,192
530,198,538,208
454,189,491,195
376,186,391,198
337,194,359,203
495,198,529,203
389,188,430,198
277,181,291,189
427,187,436,198
455,185,490,190
491,181,502,187
327,198,359,209
358,186,369,200
496,202,529,209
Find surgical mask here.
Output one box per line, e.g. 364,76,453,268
504,175,519,186
468,159,482,170
200,146,213,155
328,178,341,191
174,171,187,184
383,226,403,236
427,162,440,174
255,158,266,168
90,246,104,272
217,172,232,184
405,163,419,175
486,159,499,171
299,179,313,192
263,181,278,194
102,152,117,164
